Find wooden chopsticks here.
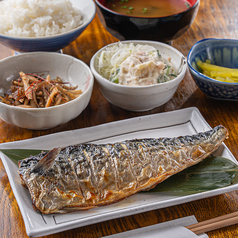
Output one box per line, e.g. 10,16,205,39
185,211,238,235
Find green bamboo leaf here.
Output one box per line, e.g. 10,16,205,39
147,156,238,195
0,149,46,164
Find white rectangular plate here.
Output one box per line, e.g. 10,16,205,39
102,216,208,238
0,107,237,237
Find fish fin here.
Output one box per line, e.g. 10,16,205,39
30,147,61,175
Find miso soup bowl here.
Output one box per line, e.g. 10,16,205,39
95,0,200,43
187,38,238,100
0,52,94,129
90,40,187,112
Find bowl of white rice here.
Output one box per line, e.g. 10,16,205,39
0,0,96,52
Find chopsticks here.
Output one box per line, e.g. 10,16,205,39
185,211,238,235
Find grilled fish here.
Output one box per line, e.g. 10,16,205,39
18,125,228,214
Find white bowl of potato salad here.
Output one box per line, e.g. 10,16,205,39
90,40,187,111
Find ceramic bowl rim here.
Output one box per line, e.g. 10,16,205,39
187,38,238,86
90,40,187,90
95,0,200,19
0,52,94,111
0,0,96,40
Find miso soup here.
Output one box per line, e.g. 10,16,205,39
105,0,191,18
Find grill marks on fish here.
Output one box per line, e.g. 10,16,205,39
18,125,228,214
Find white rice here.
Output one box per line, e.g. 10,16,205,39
0,0,83,37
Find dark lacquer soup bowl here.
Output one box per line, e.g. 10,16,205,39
95,0,200,43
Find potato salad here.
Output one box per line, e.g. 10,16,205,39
97,43,177,86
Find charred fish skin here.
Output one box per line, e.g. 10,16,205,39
18,125,228,214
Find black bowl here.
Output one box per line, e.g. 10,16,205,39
96,0,200,43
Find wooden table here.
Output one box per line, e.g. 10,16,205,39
1,0,238,237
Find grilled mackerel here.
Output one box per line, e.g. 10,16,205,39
18,125,228,214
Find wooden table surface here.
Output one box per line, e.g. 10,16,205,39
1,0,238,237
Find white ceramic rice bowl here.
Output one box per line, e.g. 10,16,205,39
0,52,94,129
0,0,96,52
90,40,187,111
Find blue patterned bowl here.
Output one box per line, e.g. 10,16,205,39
187,38,238,100
0,0,96,52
